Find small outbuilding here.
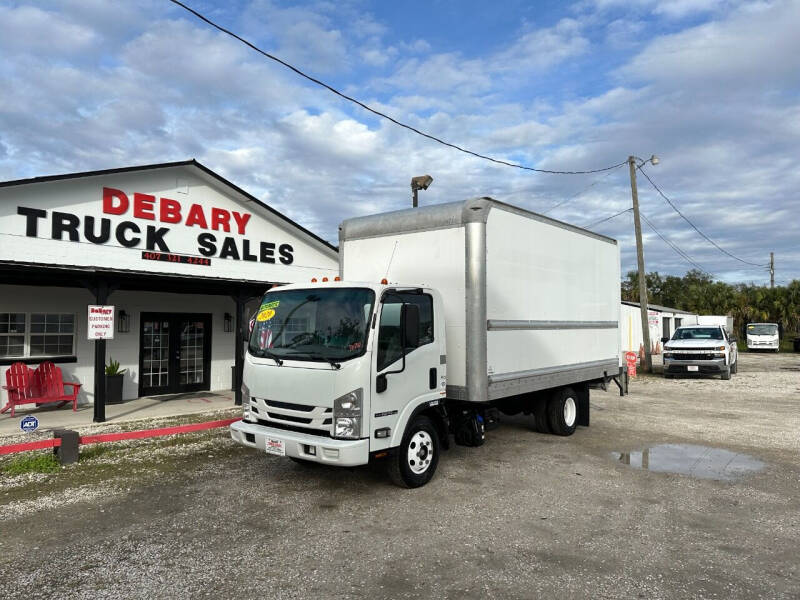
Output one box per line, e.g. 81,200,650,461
620,301,699,354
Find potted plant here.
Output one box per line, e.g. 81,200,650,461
105,358,127,405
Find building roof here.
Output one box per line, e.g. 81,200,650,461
621,300,696,315
0,159,338,255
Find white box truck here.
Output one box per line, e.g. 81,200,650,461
231,198,622,487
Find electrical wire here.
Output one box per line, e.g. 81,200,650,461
168,0,628,176
583,207,632,229
639,211,713,276
637,166,768,267
542,164,625,215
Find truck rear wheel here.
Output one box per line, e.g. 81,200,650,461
388,416,440,488
547,387,578,436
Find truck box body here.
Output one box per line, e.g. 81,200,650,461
339,197,621,405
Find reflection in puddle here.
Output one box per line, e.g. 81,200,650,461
613,444,765,481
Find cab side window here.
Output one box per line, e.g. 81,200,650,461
376,293,434,371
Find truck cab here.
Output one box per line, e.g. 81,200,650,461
230,280,449,487
746,323,779,352
663,325,738,380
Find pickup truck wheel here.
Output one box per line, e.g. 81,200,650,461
388,416,440,488
730,359,738,374
547,387,578,436
721,367,731,380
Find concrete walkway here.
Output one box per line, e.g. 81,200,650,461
0,389,237,438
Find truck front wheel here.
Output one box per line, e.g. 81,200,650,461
547,387,578,436
388,416,440,488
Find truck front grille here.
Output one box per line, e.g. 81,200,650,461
673,353,717,361
251,396,333,436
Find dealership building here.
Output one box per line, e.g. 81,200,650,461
0,160,338,420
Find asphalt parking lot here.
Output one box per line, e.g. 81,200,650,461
1,352,799,599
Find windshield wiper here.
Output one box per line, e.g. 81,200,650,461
288,352,341,369
262,351,283,366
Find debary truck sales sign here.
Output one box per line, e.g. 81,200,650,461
0,165,339,283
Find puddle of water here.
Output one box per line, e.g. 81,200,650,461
612,444,765,481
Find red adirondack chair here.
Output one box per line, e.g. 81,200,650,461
2,361,82,417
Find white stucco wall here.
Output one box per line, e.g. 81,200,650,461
0,285,248,403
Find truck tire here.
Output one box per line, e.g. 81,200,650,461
721,367,731,380
730,359,738,374
547,387,578,436
388,416,440,488
532,396,552,434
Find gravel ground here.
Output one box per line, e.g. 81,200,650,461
1,352,798,599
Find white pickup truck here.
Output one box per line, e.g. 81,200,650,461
663,324,738,380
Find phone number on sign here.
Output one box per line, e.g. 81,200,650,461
141,252,211,266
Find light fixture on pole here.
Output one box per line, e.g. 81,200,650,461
411,175,433,208
628,154,659,373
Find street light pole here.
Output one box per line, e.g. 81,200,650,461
629,155,652,373
411,175,433,208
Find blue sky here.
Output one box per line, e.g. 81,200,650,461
1,0,798,284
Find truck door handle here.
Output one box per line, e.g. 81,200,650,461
429,367,437,389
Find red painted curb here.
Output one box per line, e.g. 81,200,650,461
79,417,240,445
0,438,62,456
0,418,240,455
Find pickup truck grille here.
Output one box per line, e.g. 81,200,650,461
251,396,333,436
669,353,717,361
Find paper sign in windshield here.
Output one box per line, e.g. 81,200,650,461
256,300,279,322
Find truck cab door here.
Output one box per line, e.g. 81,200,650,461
370,290,444,452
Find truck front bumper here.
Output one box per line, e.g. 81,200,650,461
663,357,727,374
230,420,370,466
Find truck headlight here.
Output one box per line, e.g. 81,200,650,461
663,353,674,359
333,388,363,439
242,381,252,422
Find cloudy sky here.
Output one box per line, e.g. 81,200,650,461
1,0,798,284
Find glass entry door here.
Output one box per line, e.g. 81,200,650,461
139,313,212,397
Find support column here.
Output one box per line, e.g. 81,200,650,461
93,279,109,423
233,293,245,406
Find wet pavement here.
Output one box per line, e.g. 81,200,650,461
612,444,766,481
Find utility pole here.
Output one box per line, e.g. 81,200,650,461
629,155,652,373
770,252,774,288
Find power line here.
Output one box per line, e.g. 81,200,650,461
542,164,625,215
639,211,713,276
637,166,768,267
168,0,628,176
583,207,632,229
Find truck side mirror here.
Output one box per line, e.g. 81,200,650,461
402,303,420,349
661,337,670,344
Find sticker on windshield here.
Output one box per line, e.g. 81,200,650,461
257,309,276,322
260,301,280,310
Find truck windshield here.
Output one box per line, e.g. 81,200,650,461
748,324,778,335
248,288,375,362
672,327,723,340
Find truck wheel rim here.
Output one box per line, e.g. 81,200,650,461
407,431,434,474
564,397,576,427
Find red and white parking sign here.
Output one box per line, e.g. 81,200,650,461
87,305,115,340
625,351,637,377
